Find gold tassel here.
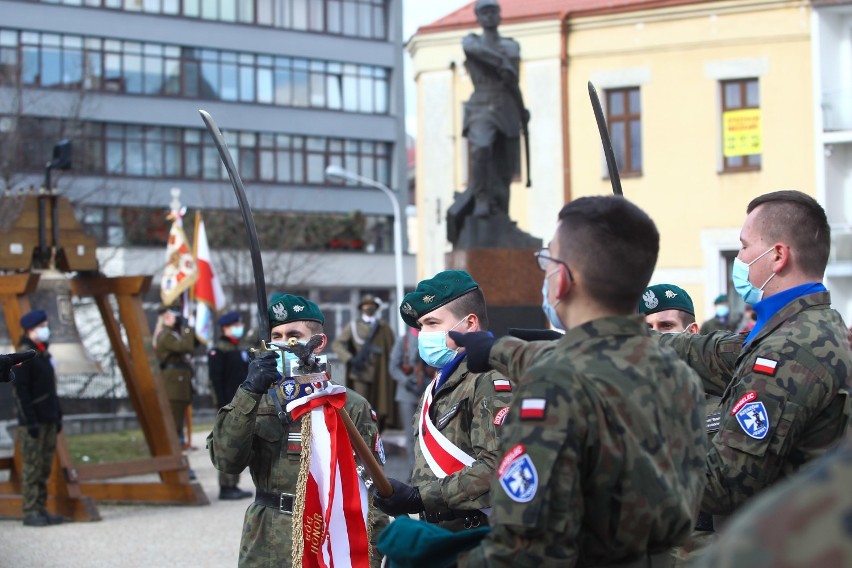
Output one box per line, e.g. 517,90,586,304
291,414,312,568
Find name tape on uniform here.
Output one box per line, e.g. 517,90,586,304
493,406,510,426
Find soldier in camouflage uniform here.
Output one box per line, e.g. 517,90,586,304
452,197,708,566
690,430,852,568
154,304,197,440
372,270,514,532
208,294,387,567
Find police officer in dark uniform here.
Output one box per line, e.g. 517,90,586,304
208,310,252,500
0,350,35,383
12,309,64,527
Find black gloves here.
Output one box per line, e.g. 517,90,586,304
448,331,495,373
508,328,563,342
0,350,36,383
27,425,39,438
241,351,280,394
372,478,424,517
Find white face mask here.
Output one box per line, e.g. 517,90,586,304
34,326,50,343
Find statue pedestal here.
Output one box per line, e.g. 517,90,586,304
446,247,546,336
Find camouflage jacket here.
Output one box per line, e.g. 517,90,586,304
155,326,196,401
207,386,388,568
659,290,851,515
691,431,852,568
410,358,513,531
464,315,707,566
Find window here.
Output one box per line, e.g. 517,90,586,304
606,87,642,175
721,78,761,171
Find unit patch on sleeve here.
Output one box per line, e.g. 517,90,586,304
370,409,378,422
732,395,770,440
492,378,512,392
374,433,386,464
706,411,722,434
493,406,510,426
497,443,538,503
752,357,779,376
519,398,547,420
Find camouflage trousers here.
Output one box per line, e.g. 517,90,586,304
219,470,241,488
671,529,717,566
18,423,57,516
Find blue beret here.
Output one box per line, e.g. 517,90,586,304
400,270,479,329
639,284,695,316
20,309,47,330
268,293,324,326
217,311,241,327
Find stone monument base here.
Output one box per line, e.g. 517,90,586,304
446,247,546,336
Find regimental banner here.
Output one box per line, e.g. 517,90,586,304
723,108,762,157
193,212,225,344
160,208,198,306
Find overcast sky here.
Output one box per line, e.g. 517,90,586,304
402,0,472,136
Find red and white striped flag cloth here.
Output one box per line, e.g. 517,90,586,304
193,212,226,344
287,383,370,568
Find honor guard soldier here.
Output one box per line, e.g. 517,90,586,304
208,310,252,500
208,294,388,567
13,310,64,527
372,270,514,532
445,197,708,566
154,304,198,444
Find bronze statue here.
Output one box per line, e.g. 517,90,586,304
447,0,537,250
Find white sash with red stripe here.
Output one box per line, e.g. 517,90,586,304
417,376,476,479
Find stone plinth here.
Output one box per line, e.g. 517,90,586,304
446,248,546,336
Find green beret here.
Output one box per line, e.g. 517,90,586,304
399,270,479,329
639,284,695,316
268,293,324,327
713,294,728,305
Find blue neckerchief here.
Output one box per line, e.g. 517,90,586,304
434,352,467,392
745,282,826,345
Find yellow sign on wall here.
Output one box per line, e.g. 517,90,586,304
723,108,762,157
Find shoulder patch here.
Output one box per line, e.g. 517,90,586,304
520,398,546,420
370,409,378,422
497,443,538,503
492,378,511,392
753,357,778,376
734,400,769,440
493,406,510,426
706,411,722,434
374,433,386,464
731,391,758,415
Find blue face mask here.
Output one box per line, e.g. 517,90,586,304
230,325,245,339
418,316,467,368
541,274,565,331
732,247,776,305
715,305,730,318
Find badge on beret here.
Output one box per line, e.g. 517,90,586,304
401,303,417,317
664,289,677,299
423,295,435,304
293,305,304,313
273,303,287,321
498,443,538,503
642,289,659,310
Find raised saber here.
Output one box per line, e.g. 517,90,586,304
198,109,393,498
588,81,623,196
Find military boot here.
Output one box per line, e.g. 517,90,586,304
22,514,48,527
219,486,252,500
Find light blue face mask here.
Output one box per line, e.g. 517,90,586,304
230,325,245,339
541,274,565,331
732,247,776,305
418,316,468,368
715,305,730,318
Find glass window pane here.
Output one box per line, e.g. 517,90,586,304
611,121,625,172
374,76,387,113
276,150,292,181
630,119,642,171
164,58,180,94
275,66,291,104
164,144,180,175
239,0,254,22
126,140,144,175
310,0,324,31
184,0,200,17
163,0,179,14
293,69,308,106
221,63,238,100
42,46,62,87
257,0,272,24
144,55,163,94
725,82,741,109
327,74,342,109
146,141,163,175
358,3,371,37
629,88,640,113
240,149,256,179
257,67,273,103
203,146,220,179
62,49,83,86
292,0,308,29
124,53,143,93
608,90,623,115
360,155,374,180
260,150,274,180
746,80,759,108
343,73,357,111
185,146,201,177
104,52,122,91
240,66,254,101
221,0,237,21
372,5,384,39
307,153,324,183
292,151,304,182
327,1,341,33
359,74,372,112
107,140,123,173
202,0,217,19
84,52,102,89
343,1,356,35
184,60,199,97
202,59,220,98
310,71,325,107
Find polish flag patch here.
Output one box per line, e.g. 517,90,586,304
493,379,512,392
753,357,778,376
520,398,546,420
493,406,510,426
370,409,378,422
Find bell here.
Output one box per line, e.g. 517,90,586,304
27,269,101,376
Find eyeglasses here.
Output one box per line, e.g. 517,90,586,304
534,248,570,273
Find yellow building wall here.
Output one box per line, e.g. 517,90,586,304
568,0,815,321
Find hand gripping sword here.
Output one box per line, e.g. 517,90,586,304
198,110,393,498
588,81,623,196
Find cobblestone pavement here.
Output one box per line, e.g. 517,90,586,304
0,428,411,568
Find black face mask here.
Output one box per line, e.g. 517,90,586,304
362,306,378,317
172,315,184,329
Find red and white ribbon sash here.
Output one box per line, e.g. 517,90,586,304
289,384,370,568
417,376,476,479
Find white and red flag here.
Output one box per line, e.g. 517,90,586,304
160,207,197,306
287,383,371,568
192,212,226,344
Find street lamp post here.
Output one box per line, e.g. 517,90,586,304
325,165,406,336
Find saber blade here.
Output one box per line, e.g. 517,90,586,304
588,81,623,196
198,110,269,342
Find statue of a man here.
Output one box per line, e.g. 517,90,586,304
462,0,529,218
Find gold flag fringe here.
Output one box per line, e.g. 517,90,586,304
291,413,312,568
